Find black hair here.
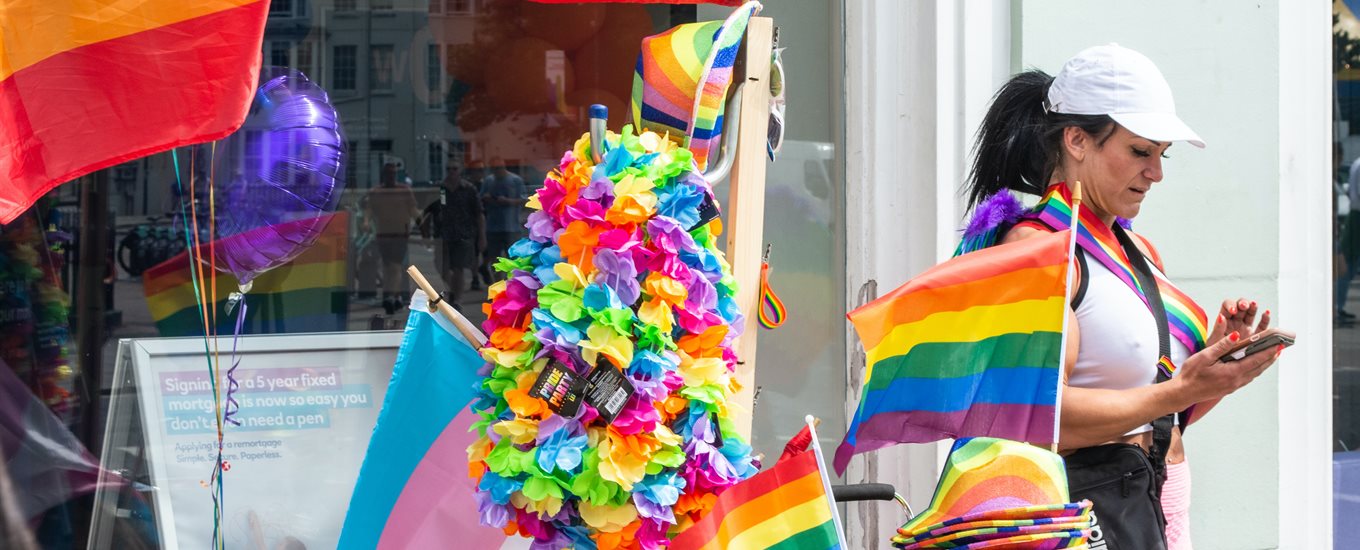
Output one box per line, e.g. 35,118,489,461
965,70,1117,210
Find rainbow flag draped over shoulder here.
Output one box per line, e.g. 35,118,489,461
141,213,348,337
834,229,1075,475
1017,184,1209,366
671,444,842,549
0,0,269,223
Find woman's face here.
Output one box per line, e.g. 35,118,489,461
1062,124,1171,221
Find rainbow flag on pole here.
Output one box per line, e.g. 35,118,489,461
0,0,268,223
672,417,845,550
337,292,506,550
834,229,1076,475
141,213,349,337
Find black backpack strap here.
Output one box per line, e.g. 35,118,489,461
1071,251,1091,309
1112,225,1173,482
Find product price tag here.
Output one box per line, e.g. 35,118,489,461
690,190,722,231
582,363,635,425
529,361,587,418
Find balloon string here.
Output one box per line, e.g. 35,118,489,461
170,149,225,549
224,300,246,426
206,143,229,550
188,149,226,550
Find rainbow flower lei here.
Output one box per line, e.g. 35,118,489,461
468,127,758,549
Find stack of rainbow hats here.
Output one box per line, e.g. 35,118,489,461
891,438,1094,549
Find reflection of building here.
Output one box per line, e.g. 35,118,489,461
271,0,469,190
114,1,481,218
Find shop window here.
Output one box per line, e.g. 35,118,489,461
369,45,395,93
8,3,849,547
270,0,294,17
297,41,314,81
447,0,473,15
269,41,291,69
426,43,445,110
332,45,357,91
427,141,445,185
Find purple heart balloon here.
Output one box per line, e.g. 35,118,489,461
207,68,346,288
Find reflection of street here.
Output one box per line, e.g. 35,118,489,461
100,233,490,400
1338,278,1360,451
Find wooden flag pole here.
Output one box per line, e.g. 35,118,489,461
726,16,775,440
406,265,487,346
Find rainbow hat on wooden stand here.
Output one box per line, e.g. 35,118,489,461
891,438,1094,549
630,1,761,171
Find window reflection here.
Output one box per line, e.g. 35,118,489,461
2,1,851,547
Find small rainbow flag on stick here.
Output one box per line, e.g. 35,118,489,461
141,212,349,337
672,416,846,549
834,190,1083,475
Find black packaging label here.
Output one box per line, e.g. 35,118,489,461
528,361,587,418
583,363,636,425
690,190,722,231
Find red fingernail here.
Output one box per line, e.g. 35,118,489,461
1229,306,1237,315
1276,344,1284,358
1229,331,1240,342
1264,309,1270,317
1217,314,1224,324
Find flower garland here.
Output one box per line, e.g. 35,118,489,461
468,127,759,549
0,205,74,418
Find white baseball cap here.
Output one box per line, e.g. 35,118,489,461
1046,43,1205,148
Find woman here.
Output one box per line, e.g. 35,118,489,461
961,44,1283,549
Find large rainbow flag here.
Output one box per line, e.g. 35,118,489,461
834,229,1075,475
337,292,506,550
141,213,348,337
0,0,269,223
671,442,843,549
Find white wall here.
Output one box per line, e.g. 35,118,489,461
842,0,1016,545
1019,1,1331,548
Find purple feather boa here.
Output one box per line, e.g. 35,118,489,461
963,191,1026,240
962,190,1133,240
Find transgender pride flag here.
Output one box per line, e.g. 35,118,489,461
338,292,507,549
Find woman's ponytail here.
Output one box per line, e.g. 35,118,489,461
966,70,1055,209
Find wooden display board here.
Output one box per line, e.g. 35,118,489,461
725,16,775,439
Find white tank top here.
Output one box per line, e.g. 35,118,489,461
1069,250,1192,436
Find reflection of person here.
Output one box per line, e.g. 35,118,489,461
365,163,420,314
0,454,38,550
479,159,526,282
1338,152,1360,323
963,45,1281,549
247,509,305,550
420,165,485,306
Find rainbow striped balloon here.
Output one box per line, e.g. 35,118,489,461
630,2,759,171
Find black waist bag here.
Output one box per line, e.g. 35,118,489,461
1065,443,1166,550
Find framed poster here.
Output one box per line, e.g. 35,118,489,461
92,331,402,549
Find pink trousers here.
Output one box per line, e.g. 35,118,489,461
1161,459,1193,550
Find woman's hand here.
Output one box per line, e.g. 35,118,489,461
1206,297,1271,345
1171,330,1283,407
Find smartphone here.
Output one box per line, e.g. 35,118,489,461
1217,327,1296,362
